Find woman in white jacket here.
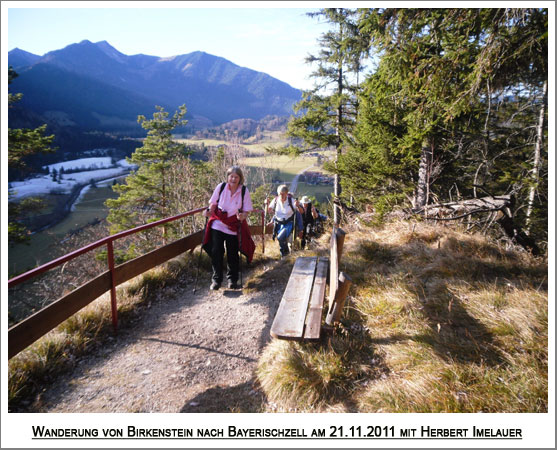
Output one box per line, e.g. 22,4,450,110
266,184,300,258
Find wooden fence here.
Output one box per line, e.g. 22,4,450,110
8,207,272,359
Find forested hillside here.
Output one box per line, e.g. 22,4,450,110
285,8,547,254
8,40,301,132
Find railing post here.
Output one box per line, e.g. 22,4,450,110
261,210,265,254
106,240,118,333
8,207,208,359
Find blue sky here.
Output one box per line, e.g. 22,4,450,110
5,3,330,90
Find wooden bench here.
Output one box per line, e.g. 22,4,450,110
270,227,351,341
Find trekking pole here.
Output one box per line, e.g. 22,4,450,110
237,221,243,289
193,212,209,293
263,195,268,253
263,184,276,238
291,198,297,251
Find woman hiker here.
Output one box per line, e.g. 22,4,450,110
266,184,301,258
202,166,255,290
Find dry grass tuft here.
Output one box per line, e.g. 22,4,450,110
256,219,548,412
257,326,378,412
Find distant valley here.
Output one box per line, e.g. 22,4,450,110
8,40,301,172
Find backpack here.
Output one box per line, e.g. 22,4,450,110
217,182,246,212
272,193,295,216
272,194,302,232
301,202,315,224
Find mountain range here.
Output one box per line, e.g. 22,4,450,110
8,40,302,133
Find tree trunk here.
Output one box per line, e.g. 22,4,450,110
162,168,168,245
496,208,540,256
415,137,432,210
333,50,343,226
525,80,547,233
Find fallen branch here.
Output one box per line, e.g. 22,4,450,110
414,195,540,255
417,195,513,218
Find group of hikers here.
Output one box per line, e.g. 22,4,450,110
201,166,325,291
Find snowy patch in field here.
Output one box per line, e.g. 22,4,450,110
9,177,70,199
44,157,136,173
116,159,136,168
9,167,131,200
70,185,92,211
44,157,114,172
71,185,92,210
62,167,131,183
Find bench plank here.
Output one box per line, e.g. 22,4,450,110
303,257,329,340
271,257,317,340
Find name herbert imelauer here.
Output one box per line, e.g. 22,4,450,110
421,426,522,438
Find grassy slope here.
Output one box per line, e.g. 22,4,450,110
9,209,547,413
256,219,548,413
176,135,333,181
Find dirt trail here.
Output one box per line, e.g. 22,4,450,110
32,260,287,413
288,165,315,195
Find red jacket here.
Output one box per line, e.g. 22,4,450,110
202,209,256,263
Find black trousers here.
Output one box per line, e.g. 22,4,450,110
301,220,314,249
210,229,240,284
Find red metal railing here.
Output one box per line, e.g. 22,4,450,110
8,208,209,287
8,207,268,358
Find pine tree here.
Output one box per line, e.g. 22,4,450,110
8,67,55,245
7,68,54,170
339,7,547,243
468,9,548,237
356,9,491,209
106,105,189,249
286,8,366,225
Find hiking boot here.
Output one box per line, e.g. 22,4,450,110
210,281,221,291
227,281,241,289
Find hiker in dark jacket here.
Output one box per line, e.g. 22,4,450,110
202,166,254,290
297,196,319,249
266,184,300,258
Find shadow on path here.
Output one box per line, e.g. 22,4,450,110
180,381,267,413
140,337,257,363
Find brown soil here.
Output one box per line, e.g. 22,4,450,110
31,257,290,413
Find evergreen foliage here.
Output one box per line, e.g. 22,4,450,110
106,105,191,249
8,67,55,244
287,8,367,225
104,105,251,259
331,8,547,248
8,68,55,170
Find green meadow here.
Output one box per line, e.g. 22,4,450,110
8,184,118,276
177,130,290,155
293,182,333,206
242,154,320,181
